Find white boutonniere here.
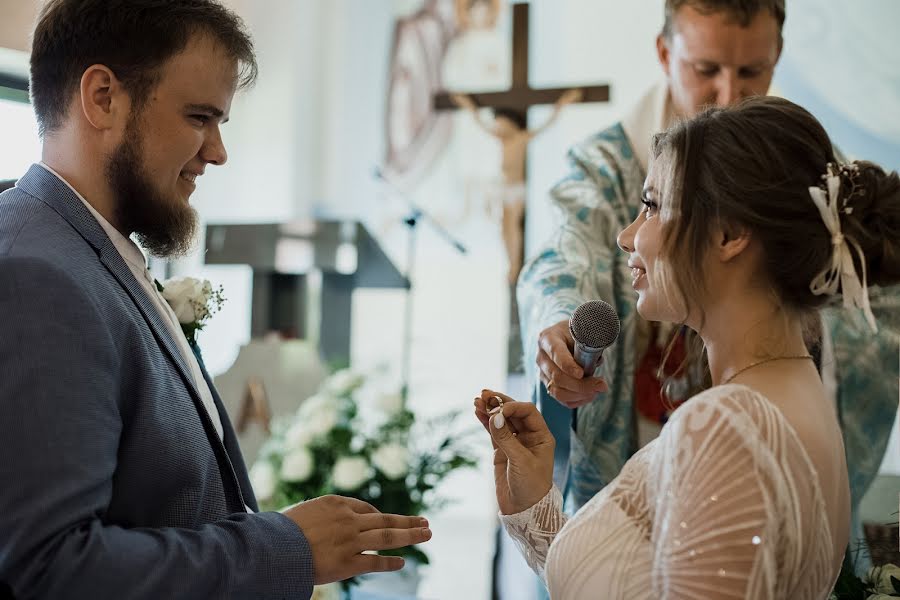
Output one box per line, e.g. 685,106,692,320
156,276,225,346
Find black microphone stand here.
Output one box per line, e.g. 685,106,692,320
374,169,467,401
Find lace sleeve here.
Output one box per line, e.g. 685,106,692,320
648,389,789,599
499,485,569,581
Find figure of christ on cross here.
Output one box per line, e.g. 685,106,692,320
436,3,609,285
451,89,582,284
435,2,609,372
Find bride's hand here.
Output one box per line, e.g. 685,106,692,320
474,389,555,515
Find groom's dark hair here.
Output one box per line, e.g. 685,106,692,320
30,0,258,137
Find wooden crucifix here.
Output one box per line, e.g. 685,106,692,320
435,1,610,372
435,3,610,112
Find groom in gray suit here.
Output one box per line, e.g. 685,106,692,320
0,1,431,598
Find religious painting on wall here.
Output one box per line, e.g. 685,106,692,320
442,0,509,92
382,0,457,191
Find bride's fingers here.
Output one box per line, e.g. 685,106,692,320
493,401,550,436
474,397,503,450
475,395,519,433
479,389,517,406
474,397,492,432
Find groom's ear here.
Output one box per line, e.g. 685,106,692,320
80,64,129,132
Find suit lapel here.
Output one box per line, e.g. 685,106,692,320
15,165,221,450
97,251,201,398
197,359,258,511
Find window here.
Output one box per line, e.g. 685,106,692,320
0,75,40,182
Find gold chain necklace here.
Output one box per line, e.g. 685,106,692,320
722,355,814,385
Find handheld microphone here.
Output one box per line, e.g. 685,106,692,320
569,300,621,376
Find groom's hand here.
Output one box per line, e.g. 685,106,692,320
282,496,432,585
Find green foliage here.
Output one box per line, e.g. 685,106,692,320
252,368,478,567
830,536,900,600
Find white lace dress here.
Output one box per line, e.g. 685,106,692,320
502,384,842,599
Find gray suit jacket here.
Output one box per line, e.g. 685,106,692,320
0,165,314,599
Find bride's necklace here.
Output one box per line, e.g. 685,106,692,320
722,355,814,385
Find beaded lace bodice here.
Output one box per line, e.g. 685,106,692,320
501,385,843,599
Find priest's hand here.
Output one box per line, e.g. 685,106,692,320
474,390,555,515
536,319,608,408
282,496,432,585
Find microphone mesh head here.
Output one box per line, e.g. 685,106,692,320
569,300,621,350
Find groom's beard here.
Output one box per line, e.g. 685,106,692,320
106,122,198,258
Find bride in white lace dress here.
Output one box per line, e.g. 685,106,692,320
475,97,900,599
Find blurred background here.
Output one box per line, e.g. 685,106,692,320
1,1,897,598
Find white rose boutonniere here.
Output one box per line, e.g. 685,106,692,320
157,276,225,346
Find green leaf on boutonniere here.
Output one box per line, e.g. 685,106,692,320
155,279,164,293
180,321,204,347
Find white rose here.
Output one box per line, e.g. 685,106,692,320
870,564,900,595
310,583,341,600
371,443,409,480
332,456,371,490
281,448,315,483
305,406,339,438
161,276,211,324
298,393,335,418
284,421,315,449
376,392,404,416
249,461,278,502
324,369,364,396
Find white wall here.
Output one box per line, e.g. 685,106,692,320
525,1,663,256
192,0,328,224
182,0,395,376
0,0,39,54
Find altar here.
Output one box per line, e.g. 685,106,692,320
204,220,408,365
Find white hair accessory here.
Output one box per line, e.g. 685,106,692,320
808,162,878,332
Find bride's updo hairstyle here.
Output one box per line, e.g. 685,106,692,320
649,95,900,326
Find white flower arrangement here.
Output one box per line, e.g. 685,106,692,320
867,564,900,598
310,582,341,600
157,276,225,345
250,366,477,572
371,443,410,480
332,456,373,491
281,448,315,483
829,550,899,599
